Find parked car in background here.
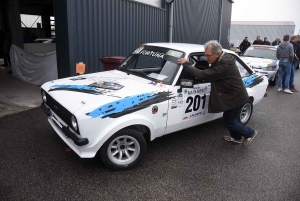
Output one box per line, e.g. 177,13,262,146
239,45,279,86
41,43,268,170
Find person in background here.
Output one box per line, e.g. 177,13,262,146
239,37,251,53
0,29,4,60
276,35,294,94
177,40,258,145
288,35,299,92
253,36,262,45
261,37,271,45
272,37,281,46
2,32,11,67
23,29,32,43
295,35,300,69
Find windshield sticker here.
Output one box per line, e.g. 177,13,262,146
133,46,144,54
87,91,174,118
243,74,264,88
166,50,183,58
139,50,164,58
147,73,168,80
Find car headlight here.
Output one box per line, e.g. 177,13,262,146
42,91,47,102
71,115,78,131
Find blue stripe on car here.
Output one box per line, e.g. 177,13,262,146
88,92,157,118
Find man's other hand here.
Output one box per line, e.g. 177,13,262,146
177,58,189,65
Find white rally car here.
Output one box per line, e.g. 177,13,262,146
240,45,279,86
41,43,268,170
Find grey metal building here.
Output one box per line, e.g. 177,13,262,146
1,0,234,78
230,21,295,47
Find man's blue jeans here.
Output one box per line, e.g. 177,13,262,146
278,59,292,89
223,105,255,140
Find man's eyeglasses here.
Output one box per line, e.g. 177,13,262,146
204,53,216,58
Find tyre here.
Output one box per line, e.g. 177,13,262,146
100,128,147,170
269,73,278,86
237,100,253,125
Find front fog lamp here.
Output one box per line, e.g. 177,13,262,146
42,91,47,102
71,116,78,131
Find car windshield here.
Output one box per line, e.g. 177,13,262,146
243,46,277,60
117,45,185,85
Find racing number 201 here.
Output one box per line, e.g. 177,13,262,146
185,94,206,113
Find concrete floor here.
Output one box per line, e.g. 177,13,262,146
0,66,42,117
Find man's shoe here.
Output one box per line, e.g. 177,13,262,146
223,136,243,144
289,88,299,92
284,89,293,94
243,131,258,145
277,88,282,92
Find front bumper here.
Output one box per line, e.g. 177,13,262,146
41,102,89,146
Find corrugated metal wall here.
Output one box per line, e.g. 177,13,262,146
220,0,232,49
230,25,295,47
173,0,232,48
54,0,233,78
61,0,167,76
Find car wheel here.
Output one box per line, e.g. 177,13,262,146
237,100,253,125
100,129,147,170
269,73,278,86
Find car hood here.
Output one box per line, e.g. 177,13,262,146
41,70,170,114
241,57,278,70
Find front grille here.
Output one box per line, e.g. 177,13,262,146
45,92,73,130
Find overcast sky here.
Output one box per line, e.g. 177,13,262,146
231,0,300,35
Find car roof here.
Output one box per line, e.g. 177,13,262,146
144,42,236,55
250,44,275,48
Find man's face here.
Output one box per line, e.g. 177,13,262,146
204,48,220,64
264,38,267,41
257,36,260,40
276,38,280,41
245,38,248,42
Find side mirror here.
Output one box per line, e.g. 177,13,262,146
177,79,194,93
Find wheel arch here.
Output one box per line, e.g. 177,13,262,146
93,117,154,154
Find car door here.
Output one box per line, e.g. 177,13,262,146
234,54,268,105
164,53,222,135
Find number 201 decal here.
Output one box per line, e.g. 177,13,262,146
185,94,206,113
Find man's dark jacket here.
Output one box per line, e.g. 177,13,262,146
239,40,251,52
272,40,281,46
253,40,262,45
183,52,249,113
296,41,300,57
290,41,300,58
261,41,271,45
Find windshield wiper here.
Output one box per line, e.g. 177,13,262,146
117,67,131,75
130,70,150,79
